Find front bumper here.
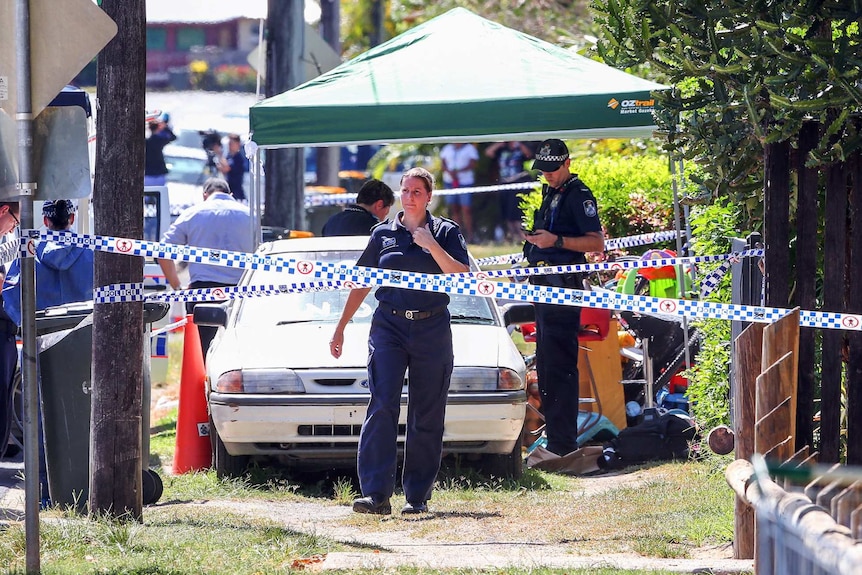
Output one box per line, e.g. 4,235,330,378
209,391,527,459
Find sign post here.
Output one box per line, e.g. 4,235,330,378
0,1,115,571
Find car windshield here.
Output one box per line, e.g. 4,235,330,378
165,155,208,186
173,129,205,150
236,250,497,327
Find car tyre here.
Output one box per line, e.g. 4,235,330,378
142,468,164,505
213,428,249,480
480,439,524,480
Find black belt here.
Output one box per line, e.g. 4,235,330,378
383,304,447,321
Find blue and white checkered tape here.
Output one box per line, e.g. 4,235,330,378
474,230,685,266
94,283,144,303
306,181,540,208
40,229,862,331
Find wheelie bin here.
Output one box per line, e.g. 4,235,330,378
38,301,169,511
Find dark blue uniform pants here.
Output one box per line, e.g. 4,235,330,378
358,308,452,503
534,302,581,455
0,328,17,458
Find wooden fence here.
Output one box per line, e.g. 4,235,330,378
727,309,862,571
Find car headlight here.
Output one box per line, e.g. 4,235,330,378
447,367,524,391
214,369,306,393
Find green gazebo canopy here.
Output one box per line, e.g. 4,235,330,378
250,8,667,148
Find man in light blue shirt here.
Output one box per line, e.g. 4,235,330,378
157,178,253,360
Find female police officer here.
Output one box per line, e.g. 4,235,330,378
330,167,469,515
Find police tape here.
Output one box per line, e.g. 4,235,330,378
474,230,686,267
460,249,763,282
33,228,860,332
305,181,539,208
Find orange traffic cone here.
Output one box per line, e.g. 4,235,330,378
172,314,212,474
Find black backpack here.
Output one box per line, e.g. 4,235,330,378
598,412,698,470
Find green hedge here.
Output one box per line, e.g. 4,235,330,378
520,150,676,249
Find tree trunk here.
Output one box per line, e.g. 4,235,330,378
263,0,305,231
794,121,819,451
315,0,341,188
90,0,146,519
847,150,862,465
763,141,790,309
821,160,847,463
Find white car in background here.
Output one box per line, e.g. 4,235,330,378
195,236,527,479
163,144,211,217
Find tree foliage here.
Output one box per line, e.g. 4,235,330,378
341,0,597,59
592,0,862,224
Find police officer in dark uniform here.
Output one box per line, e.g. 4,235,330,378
330,167,469,515
0,202,20,460
523,139,604,456
321,179,395,236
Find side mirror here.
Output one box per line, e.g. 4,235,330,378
193,303,228,328
143,302,169,324
502,303,535,327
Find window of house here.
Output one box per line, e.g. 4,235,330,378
176,28,206,51
147,28,167,51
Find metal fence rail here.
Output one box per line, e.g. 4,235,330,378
727,458,862,575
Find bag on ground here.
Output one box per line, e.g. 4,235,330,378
598,412,697,470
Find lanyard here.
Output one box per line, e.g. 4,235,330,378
546,176,574,232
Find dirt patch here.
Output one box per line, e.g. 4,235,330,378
155,495,751,573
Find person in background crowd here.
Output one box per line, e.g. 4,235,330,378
0,202,20,462
321,179,395,236
157,178,253,363
523,139,604,457
221,134,248,202
485,141,534,243
439,142,479,243
329,167,469,516
144,116,177,186
3,200,94,325
3,199,94,508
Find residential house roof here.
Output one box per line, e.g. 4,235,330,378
144,0,319,24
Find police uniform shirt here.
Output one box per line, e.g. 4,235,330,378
526,175,602,265
322,204,379,237
357,211,469,311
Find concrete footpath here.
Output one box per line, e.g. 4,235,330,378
0,451,25,522
0,461,754,574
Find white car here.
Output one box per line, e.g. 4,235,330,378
195,236,527,479
163,144,211,217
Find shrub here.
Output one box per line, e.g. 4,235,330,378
518,145,675,246
214,64,257,91
686,196,744,430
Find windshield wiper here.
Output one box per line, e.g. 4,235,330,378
449,314,494,324
275,319,319,326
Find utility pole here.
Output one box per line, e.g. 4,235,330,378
264,0,305,231
371,0,385,47
90,0,146,519
315,0,340,188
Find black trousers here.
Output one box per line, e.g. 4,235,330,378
534,302,582,456
186,281,232,364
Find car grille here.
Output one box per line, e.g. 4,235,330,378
297,424,407,437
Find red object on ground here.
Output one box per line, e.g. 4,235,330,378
669,371,690,394
172,315,212,474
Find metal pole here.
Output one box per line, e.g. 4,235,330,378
15,0,40,571
252,147,261,248
669,157,693,380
